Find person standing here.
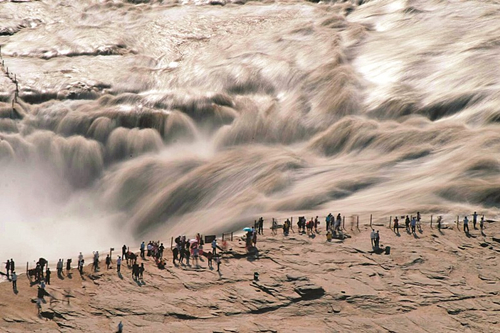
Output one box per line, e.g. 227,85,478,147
140,241,145,259
472,212,478,229
66,259,72,273
46,268,51,285
106,255,111,270
326,213,332,231
122,245,127,260
375,231,380,249
405,215,410,233
411,217,417,234
79,260,84,275
393,216,399,233
212,239,217,255
314,216,320,233
10,259,15,276
116,256,122,273
5,259,10,280
463,216,469,234
159,243,165,259
78,252,83,271
258,217,264,235
139,263,145,279
370,229,376,248
11,271,17,292
57,259,63,276
437,216,442,231
480,215,485,232
216,256,221,272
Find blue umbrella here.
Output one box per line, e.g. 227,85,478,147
243,227,253,232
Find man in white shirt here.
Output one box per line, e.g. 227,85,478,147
370,229,376,248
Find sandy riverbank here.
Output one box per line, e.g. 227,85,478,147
1,221,499,332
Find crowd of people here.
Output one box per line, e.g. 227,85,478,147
2,210,491,323
171,234,222,271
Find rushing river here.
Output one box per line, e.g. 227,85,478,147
0,0,499,262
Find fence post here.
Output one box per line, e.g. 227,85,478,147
430,215,433,229
456,216,459,231
26,262,28,275
389,216,392,228
231,232,233,241
170,237,173,250
342,216,345,230
357,215,359,229
370,214,372,228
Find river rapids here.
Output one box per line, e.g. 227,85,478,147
1,0,499,262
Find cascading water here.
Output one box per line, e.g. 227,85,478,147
1,0,499,263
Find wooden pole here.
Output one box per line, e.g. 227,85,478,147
430,215,433,229
342,216,345,230
231,232,233,241
456,215,459,231
357,215,359,229
370,214,372,228
389,216,392,228
170,237,173,250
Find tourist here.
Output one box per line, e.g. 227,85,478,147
437,216,442,231
106,255,111,270
140,241,145,259
139,263,145,279
5,259,10,280
10,259,15,275
370,229,376,248
405,215,410,232
185,243,191,266
57,259,63,277
326,229,333,242
11,271,17,291
132,262,139,280
159,243,165,259
411,217,417,234
79,260,84,275
122,245,127,260
336,214,342,231
212,238,217,255
66,259,72,273
78,252,83,271
463,216,469,233
393,216,399,233
193,244,200,267
118,321,123,333
480,215,485,232
271,218,278,235
46,268,51,285
314,216,320,233
216,255,221,272
206,251,213,269
117,256,122,273
375,231,380,249
147,242,153,257
473,211,478,229
326,213,333,231
258,217,264,235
